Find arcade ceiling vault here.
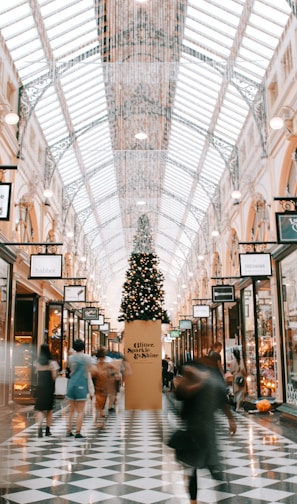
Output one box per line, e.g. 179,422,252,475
0,0,295,328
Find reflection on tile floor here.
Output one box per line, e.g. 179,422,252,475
0,393,297,503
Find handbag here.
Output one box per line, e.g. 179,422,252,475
235,375,245,386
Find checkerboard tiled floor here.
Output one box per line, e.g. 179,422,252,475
0,393,297,503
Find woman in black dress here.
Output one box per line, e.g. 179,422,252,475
34,344,59,437
169,360,236,504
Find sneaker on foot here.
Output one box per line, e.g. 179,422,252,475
66,431,74,437
75,433,84,438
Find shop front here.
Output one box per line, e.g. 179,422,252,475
46,303,85,371
0,250,14,407
276,247,297,417
240,277,277,402
13,292,39,404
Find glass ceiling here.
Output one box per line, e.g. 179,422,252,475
0,0,292,328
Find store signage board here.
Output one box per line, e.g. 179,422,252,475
193,305,210,318
82,307,99,320
90,314,105,326
170,329,180,338
0,183,12,221
100,322,110,332
240,253,272,277
276,212,297,243
108,331,117,339
212,285,234,303
30,254,62,279
64,285,86,302
179,319,192,330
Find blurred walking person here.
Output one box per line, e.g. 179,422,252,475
91,347,112,428
66,339,92,438
230,348,247,412
34,343,59,437
168,358,236,504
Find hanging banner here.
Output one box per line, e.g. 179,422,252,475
0,183,12,221
276,212,297,243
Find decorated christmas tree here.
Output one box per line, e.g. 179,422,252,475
118,214,170,323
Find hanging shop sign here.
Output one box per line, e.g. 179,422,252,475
240,253,272,277
0,183,12,221
170,329,180,338
179,319,192,330
276,212,297,243
193,304,210,318
82,307,99,320
212,285,235,303
108,331,117,340
64,285,86,302
30,253,63,278
100,322,110,332
90,314,105,326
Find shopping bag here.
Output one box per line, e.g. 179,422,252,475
54,375,68,397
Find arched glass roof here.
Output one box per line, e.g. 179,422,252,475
0,0,293,327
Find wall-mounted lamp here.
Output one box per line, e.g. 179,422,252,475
231,189,242,200
270,105,296,134
0,105,19,125
4,111,19,125
43,188,53,198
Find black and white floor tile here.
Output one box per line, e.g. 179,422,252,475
0,393,297,503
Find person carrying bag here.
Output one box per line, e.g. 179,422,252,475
230,348,247,412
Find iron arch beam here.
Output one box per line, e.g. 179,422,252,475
181,44,267,157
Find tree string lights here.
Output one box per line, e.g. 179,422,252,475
118,215,170,323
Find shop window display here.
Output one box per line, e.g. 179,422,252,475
47,304,68,371
243,279,276,399
280,250,297,405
